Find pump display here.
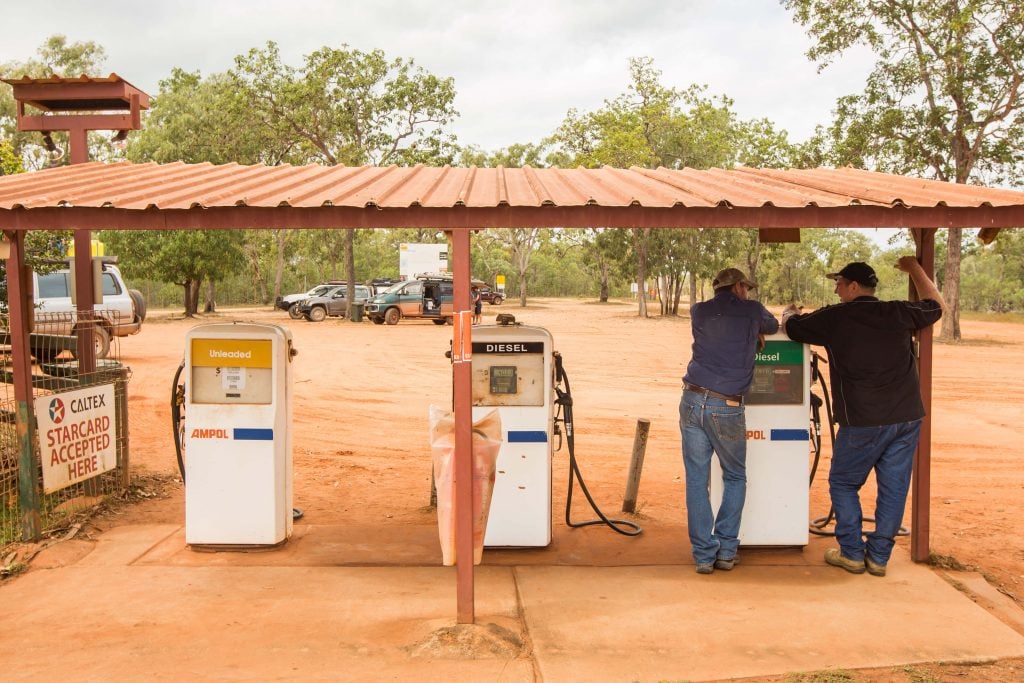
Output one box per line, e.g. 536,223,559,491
181,322,295,547
470,322,555,547
710,332,810,545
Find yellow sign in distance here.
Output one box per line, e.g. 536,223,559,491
496,274,505,286
191,339,273,368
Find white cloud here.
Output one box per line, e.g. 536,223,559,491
2,0,876,151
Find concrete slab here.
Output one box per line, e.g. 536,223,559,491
0,563,533,681
5,524,1023,681
516,561,1024,682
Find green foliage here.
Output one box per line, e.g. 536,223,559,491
785,0,1024,185
960,228,1024,312
0,140,23,175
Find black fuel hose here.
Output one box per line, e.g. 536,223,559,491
171,360,186,484
554,352,642,537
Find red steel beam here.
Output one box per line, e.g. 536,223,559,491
15,114,139,132
3,205,1024,231
910,228,937,562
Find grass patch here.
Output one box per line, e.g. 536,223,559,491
785,670,857,682
960,311,1024,325
927,552,971,571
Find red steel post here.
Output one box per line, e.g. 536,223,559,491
910,228,937,562
448,228,475,623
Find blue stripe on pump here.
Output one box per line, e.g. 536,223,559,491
507,430,548,443
234,428,274,441
771,429,809,441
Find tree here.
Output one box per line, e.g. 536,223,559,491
118,68,275,313
230,42,459,318
550,57,805,315
784,0,1024,340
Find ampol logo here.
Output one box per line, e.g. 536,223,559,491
48,398,66,424
746,430,766,440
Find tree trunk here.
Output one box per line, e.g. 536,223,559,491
599,261,609,302
183,279,200,317
204,280,216,313
688,271,698,307
518,271,528,307
939,227,962,341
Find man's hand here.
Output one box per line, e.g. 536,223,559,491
896,255,920,273
781,303,803,321
758,333,766,352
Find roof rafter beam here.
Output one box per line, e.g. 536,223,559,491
2,205,1023,231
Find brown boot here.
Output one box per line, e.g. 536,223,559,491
825,548,866,574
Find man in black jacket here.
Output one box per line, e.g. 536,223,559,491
783,258,944,577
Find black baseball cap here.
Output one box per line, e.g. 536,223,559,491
826,262,878,287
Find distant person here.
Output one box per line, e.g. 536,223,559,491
782,259,944,577
472,286,483,324
681,267,779,574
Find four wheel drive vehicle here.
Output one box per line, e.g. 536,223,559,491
276,281,347,319
27,262,146,360
366,277,453,325
299,285,371,321
478,286,504,305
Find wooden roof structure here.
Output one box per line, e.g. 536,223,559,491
3,160,1023,623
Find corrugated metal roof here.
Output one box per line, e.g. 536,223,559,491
2,161,1022,211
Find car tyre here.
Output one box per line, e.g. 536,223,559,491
288,303,304,319
307,306,327,322
70,324,111,360
129,289,147,322
432,318,447,325
492,295,503,305
371,316,385,325
384,308,401,325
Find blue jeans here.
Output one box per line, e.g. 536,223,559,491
679,390,747,565
829,420,922,564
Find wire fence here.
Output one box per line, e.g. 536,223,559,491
1,311,132,551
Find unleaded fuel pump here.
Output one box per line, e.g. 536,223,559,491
181,322,296,548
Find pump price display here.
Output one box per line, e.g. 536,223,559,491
747,340,804,406
489,365,518,394
35,384,117,493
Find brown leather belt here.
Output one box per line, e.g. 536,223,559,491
685,382,743,404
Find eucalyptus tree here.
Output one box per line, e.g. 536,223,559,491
114,68,270,314
230,42,459,318
550,58,806,316
784,0,1024,340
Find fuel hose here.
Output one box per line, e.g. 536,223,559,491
554,352,642,537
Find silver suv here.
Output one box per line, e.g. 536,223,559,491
31,262,145,359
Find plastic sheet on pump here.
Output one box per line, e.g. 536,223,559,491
428,405,502,566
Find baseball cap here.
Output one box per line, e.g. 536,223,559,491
712,267,757,289
826,262,878,287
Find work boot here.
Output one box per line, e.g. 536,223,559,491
714,556,738,571
695,563,714,575
824,548,866,574
865,556,887,577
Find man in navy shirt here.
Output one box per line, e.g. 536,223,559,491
681,267,779,574
783,258,944,577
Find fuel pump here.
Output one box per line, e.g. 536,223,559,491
178,322,296,548
471,319,554,546
468,315,640,547
711,332,810,545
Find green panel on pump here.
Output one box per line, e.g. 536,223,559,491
746,340,804,405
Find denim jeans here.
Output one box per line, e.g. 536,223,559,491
679,390,747,566
829,420,922,564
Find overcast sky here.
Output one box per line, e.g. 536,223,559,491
2,0,878,151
